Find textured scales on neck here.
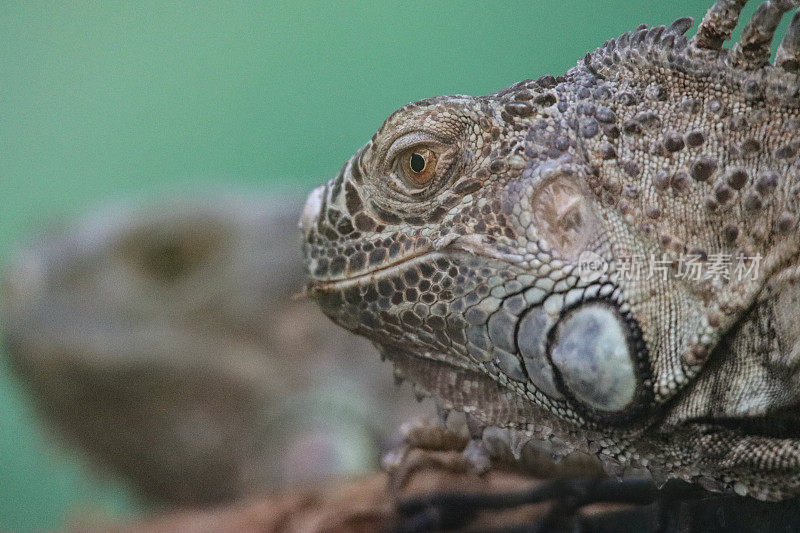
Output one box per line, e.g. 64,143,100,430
301,1,800,501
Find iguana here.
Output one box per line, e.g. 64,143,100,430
1,196,423,506
301,1,800,501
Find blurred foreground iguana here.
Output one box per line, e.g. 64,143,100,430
302,0,800,503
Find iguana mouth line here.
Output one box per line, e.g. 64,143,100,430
308,234,522,292
309,250,445,292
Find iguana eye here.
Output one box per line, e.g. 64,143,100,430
399,148,438,187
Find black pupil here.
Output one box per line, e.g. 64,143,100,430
410,153,426,173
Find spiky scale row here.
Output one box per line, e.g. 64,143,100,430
587,14,800,108
776,10,800,70
731,0,800,68
692,0,800,74
692,0,750,50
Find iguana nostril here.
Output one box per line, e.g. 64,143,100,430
549,302,636,412
301,185,326,235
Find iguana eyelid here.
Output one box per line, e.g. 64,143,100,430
381,131,457,196
383,130,447,170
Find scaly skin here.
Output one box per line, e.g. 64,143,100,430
301,2,800,500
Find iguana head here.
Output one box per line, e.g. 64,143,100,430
301,2,800,500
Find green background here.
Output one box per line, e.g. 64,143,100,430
0,1,785,530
